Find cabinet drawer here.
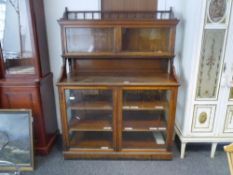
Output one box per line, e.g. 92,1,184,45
191,105,216,133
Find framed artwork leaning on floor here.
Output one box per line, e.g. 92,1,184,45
0,109,34,172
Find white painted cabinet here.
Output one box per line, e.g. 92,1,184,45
175,0,233,158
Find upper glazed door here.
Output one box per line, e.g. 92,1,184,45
0,0,38,77
121,26,176,57
64,27,115,55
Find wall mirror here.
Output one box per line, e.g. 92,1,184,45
0,0,35,75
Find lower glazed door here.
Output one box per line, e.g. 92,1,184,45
119,88,176,151
63,88,116,152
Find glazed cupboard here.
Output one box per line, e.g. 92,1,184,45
0,0,57,154
57,9,179,159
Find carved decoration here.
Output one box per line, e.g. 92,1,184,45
199,112,208,124
208,0,227,23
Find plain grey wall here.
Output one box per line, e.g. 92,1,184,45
43,0,101,132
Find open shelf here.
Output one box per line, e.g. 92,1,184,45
69,101,113,110
69,114,112,132
123,111,166,132
122,132,166,149
59,74,179,86
70,132,113,150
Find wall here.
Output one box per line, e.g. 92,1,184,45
43,0,101,131
158,0,185,129
43,0,183,132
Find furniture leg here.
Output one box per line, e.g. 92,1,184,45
211,143,217,158
181,142,187,159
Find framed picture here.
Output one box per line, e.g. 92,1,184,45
0,109,34,172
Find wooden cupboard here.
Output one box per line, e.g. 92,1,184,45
0,0,57,154
58,9,179,159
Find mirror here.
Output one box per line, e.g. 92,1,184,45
0,0,35,75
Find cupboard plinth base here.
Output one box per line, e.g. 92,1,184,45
35,133,57,155
63,151,173,160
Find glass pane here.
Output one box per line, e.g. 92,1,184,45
196,29,225,99
122,28,170,52
1,0,35,74
122,90,169,149
65,89,113,150
230,88,233,99
65,28,114,53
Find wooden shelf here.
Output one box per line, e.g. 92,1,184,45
70,132,113,149
69,114,112,132
69,101,113,110
61,52,175,59
58,74,179,86
122,132,166,149
123,112,166,132
123,101,167,111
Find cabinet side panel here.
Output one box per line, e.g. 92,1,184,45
175,0,206,134
40,74,58,134
31,0,51,76
0,46,5,79
0,86,46,147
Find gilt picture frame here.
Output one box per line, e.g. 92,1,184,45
0,109,34,172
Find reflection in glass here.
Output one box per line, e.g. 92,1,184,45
65,28,114,53
0,0,35,75
122,28,170,52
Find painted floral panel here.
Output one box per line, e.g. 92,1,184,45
196,29,225,99
207,0,227,24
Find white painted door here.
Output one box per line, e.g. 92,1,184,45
217,5,233,136
190,0,233,136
